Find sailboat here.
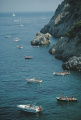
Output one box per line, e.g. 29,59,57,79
19,17,24,27
13,13,16,17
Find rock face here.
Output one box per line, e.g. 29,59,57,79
62,56,81,71
31,32,51,46
41,0,71,37
49,36,81,61
41,0,81,37
40,0,81,71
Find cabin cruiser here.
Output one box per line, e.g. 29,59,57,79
56,97,77,102
25,56,33,59
26,78,43,83
53,71,70,76
17,104,43,113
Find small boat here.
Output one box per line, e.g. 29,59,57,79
25,56,33,59
53,71,70,76
17,104,43,113
5,35,11,38
56,97,77,102
13,13,16,17
26,78,43,83
17,45,23,49
14,37,20,42
19,24,24,27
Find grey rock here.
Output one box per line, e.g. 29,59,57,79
49,36,81,61
62,56,81,71
31,32,51,46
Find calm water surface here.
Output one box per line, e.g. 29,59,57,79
0,12,81,120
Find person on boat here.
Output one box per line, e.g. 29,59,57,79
29,104,33,107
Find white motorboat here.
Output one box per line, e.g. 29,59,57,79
14,37,20,42
53,71,70,76
26,78,43,83
17,104,43,113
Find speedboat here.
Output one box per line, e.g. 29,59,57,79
26,78,43,83
56,97,77,102
53,71,70,76
17,104,43,113
25,56,33,59
17,45,23,49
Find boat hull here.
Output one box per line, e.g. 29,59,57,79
26,78,43,83
18,108,39,113
25,56,33,59
53,72,70,76
56,97,77,102
17,105,42,113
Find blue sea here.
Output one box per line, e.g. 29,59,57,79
0,12,81,120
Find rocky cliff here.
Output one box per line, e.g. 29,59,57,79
41,0,81,71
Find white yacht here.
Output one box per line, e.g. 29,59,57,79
17,104,43,113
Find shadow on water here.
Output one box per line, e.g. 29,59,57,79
56,101,78,107
18,110,44,119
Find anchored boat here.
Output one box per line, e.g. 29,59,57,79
12,13,16,17
14,37,20,42
56,97,77,102
26,78,43,83
53,71,70,76
17,45,23,49
17,104,43,113
25,56,33,59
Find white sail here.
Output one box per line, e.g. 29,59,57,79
13,13,15,17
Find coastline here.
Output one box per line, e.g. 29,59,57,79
40,0,81,72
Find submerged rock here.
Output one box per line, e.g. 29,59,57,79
62,56,81,71
31,32,51,46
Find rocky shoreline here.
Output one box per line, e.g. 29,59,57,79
39,0,81,72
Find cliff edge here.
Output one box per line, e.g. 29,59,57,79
41,0,81,71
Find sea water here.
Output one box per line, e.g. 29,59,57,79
0,12,81,120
